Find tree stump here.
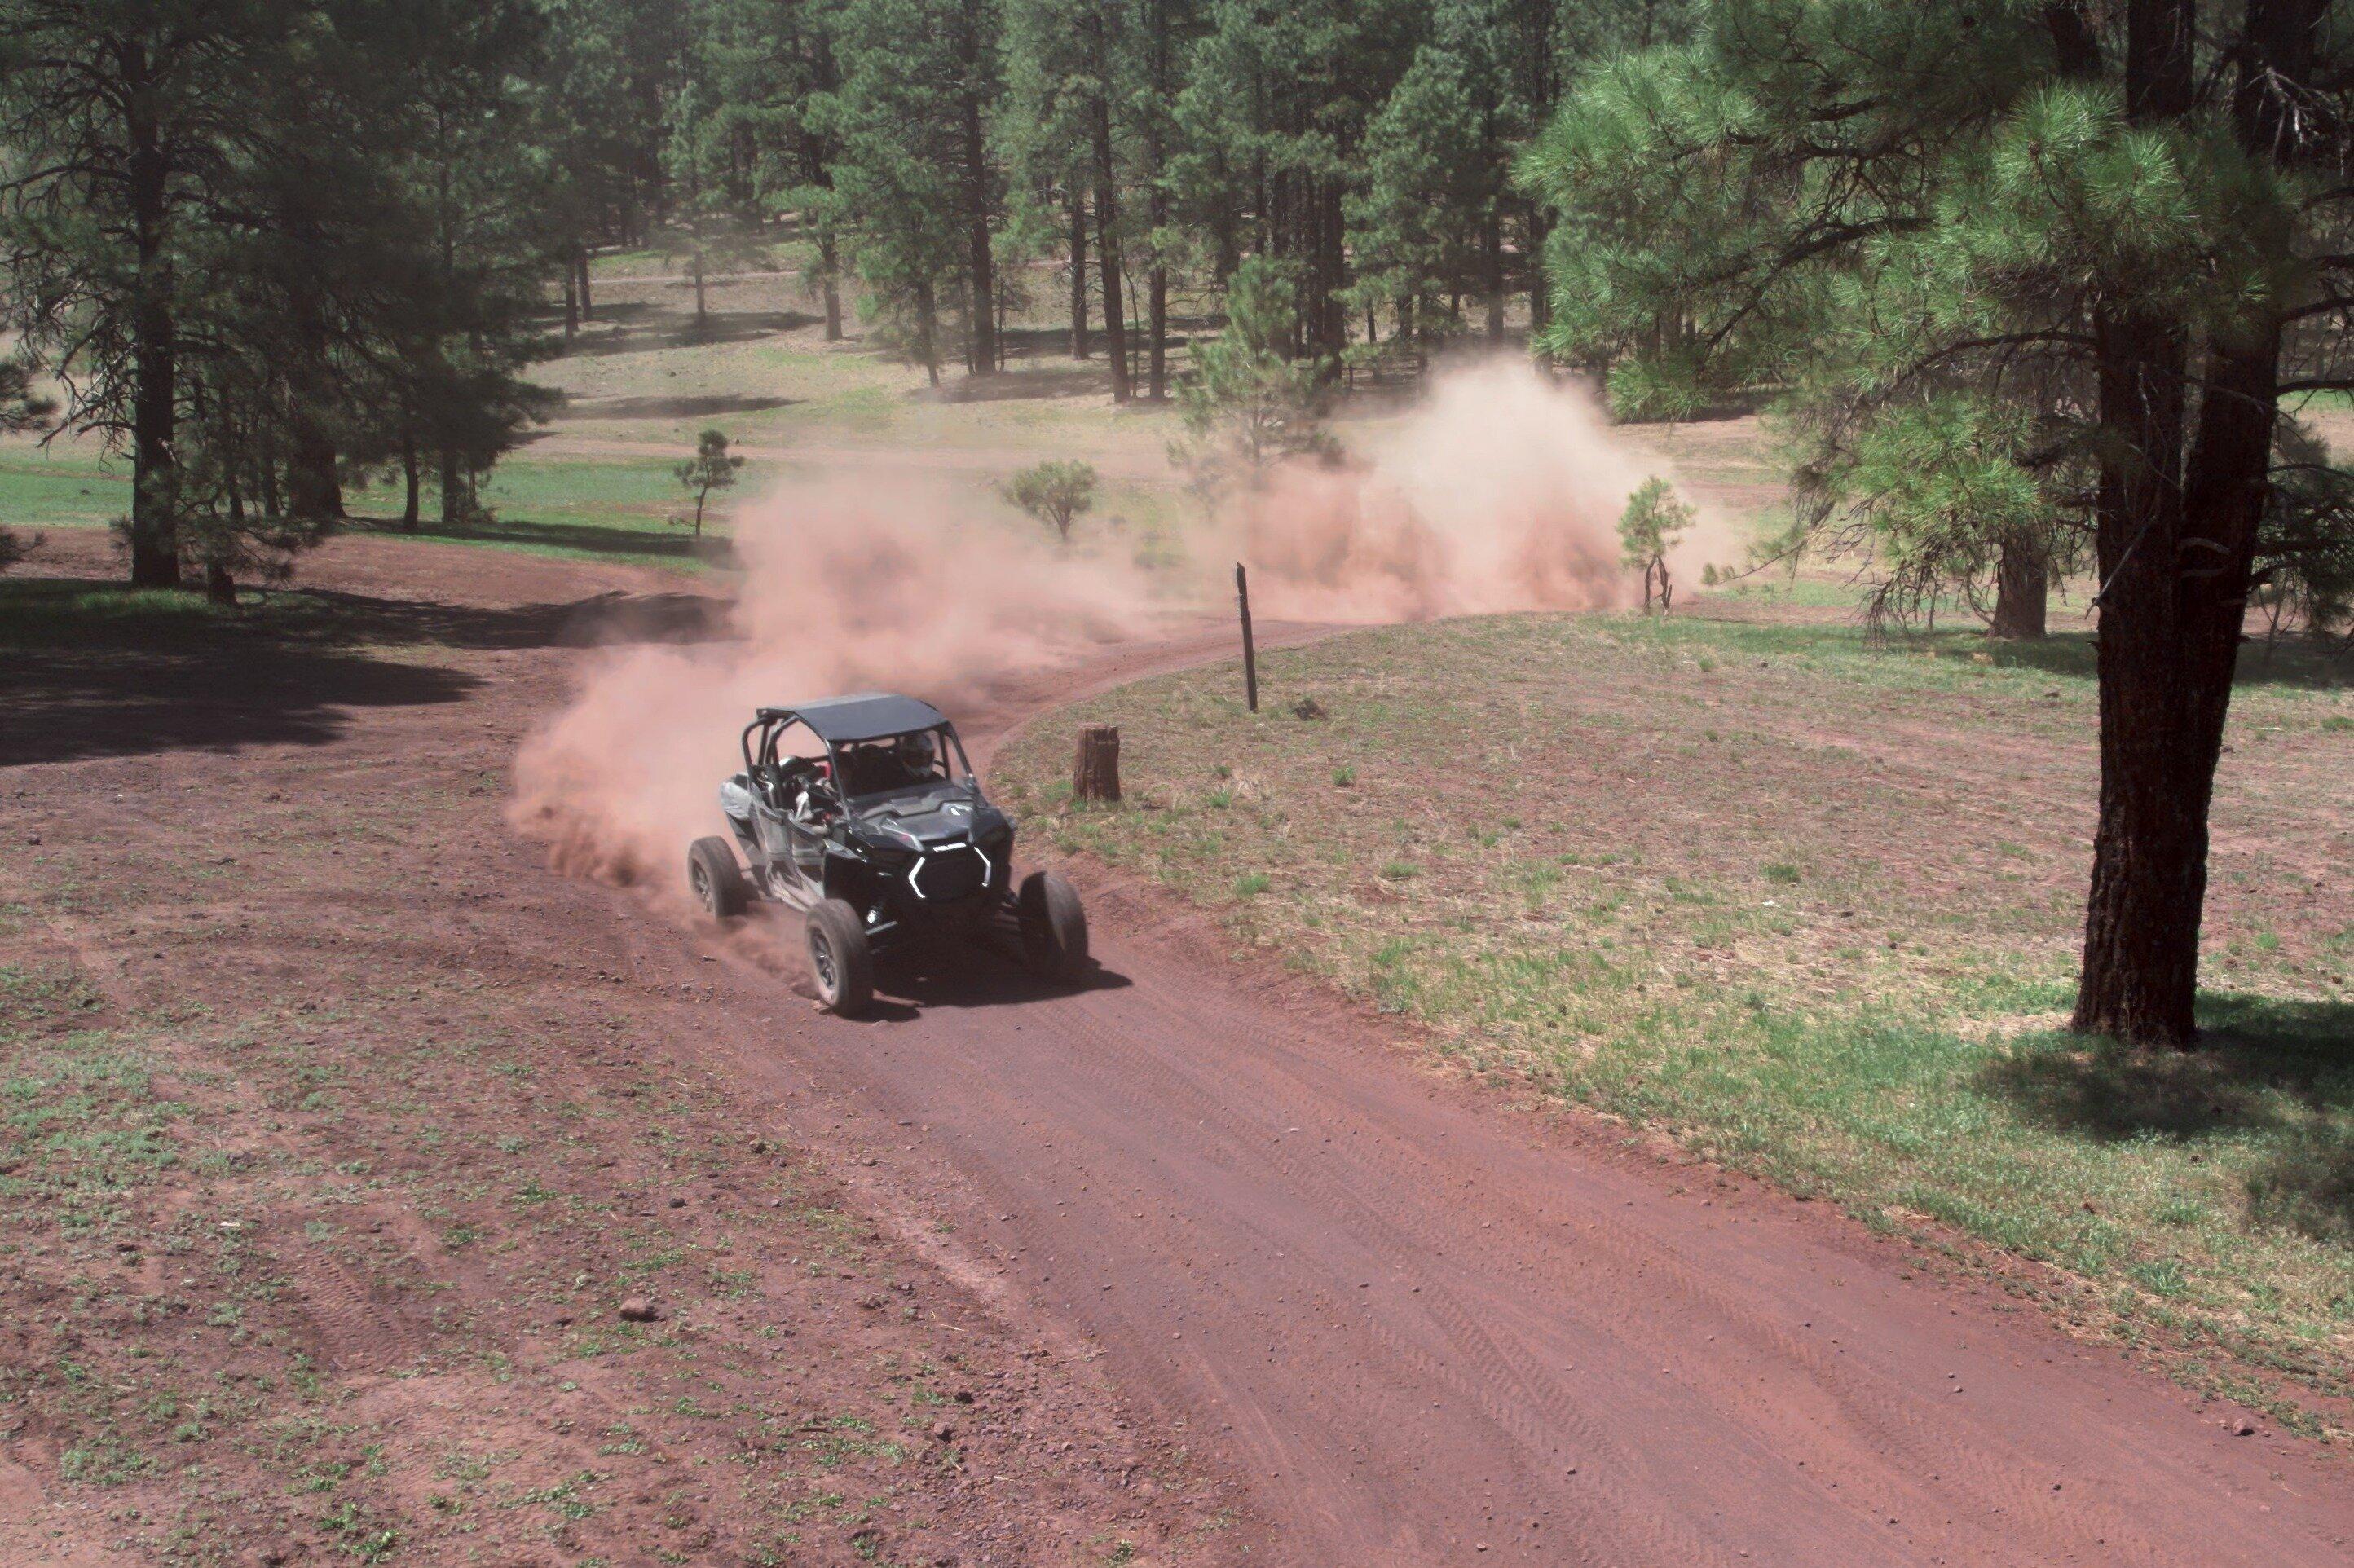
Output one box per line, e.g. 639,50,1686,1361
1072,724,1122,804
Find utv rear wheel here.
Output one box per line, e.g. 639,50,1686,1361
1017,871,1089,981
689,836,748,918
805,899,875,1016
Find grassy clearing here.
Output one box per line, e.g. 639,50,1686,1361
0,451,130,531
2,454,747,571
998,609,2354,1426
543,275,1194,465
343,455,765,568
0,270,1801,581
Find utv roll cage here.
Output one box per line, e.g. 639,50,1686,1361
741,694,977,805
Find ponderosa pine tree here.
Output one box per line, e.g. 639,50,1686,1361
1175,258,1333,484
359,0,560,531
1346,44,1490,364
1179,0,1423,368
0,0,284,587
820,0,1005,381
1002,0,1157,398
661,81,772,328
0,0,562,587
998,0,1107,366
1524,0,2354,1046
681,0,848,337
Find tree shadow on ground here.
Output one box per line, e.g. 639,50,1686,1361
346,514,727,565
559,310,822,359
1982,993,2354,1244
562,393,797,422
0,575,730,765
1885,625,2351,692
936,363,1122,403
868,923,1133,1016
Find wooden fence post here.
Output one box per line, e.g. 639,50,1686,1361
1236,562,1259,712
1073,723,1122,802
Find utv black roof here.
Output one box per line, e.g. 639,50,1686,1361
759,693,950,743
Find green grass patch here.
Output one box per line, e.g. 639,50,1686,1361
0,452,129,530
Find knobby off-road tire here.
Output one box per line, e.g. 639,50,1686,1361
1016,870,1089,982
805,898,875,1016
689,836,749,918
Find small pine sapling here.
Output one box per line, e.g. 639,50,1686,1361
675,428,744,538
1619,478,1694,612
1003,460,1099,545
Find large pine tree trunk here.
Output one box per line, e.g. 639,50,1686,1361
1148,266,1167,401
818,234,843,341
1526,200,1550,333
2071,0,2302,1047
210,458,243,605
576,244,593,322
126,46,180,588
288,425,342,520
259,425,283,518
287,379,343,522
956,0,998,378
401,434,421,531
1988,535,2048,640
1306,179,1347,368
1484,195,1505,341
1091,93,1131,403
917,280,941,387
1082,5,1130,403
1210,152,1239,284
1067,191,1090,358
2077,253,2200,1045
1144,0,1169,400
284,288,345,522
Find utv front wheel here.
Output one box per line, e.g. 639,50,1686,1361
1017,871,1089,981
805,899,875,1016
689,836,748,918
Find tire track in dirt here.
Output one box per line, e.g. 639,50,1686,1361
300,1255,432,1377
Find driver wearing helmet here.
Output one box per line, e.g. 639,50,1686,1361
895,729,939,782
781,755,833,822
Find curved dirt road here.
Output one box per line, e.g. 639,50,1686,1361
24,535,2349,1565
701,676,2354,1567
491,540,2354,1566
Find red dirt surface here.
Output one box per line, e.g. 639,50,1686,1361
9,533,2354,1566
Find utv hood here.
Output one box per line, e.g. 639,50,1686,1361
852,792,1008,849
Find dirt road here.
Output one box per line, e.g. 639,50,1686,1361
741,721,2354,1567
14,535,2353,1566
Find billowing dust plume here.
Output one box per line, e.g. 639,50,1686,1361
511,358,1734,887
1229,358,1737,622
509,473,1158,892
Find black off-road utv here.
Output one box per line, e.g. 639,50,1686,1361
690,694,1087,1015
